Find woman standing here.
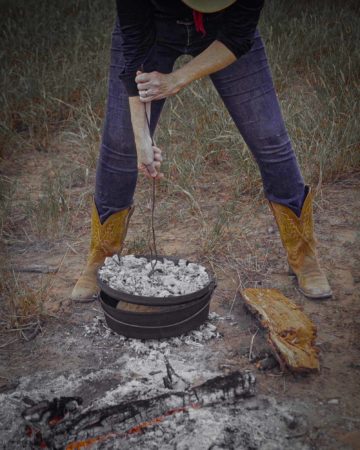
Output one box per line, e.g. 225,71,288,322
71,0,331,302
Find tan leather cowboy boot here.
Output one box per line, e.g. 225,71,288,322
70,202,134,302
269,187,332,299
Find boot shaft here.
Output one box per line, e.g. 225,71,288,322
88,203,134,264
269,187,316,271
269,187,331,299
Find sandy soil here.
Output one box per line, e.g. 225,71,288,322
1,148,359,449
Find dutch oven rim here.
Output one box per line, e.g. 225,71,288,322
97,254,216,306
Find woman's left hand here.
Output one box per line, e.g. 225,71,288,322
135,70,182,102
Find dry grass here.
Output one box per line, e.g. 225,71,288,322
1,0,359,182
0,0,359,333
0,266,47,343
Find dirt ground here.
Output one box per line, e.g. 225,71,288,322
1,147,360,449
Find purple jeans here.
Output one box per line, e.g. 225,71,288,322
95,16,305,223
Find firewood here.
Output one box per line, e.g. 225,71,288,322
242,288,320,373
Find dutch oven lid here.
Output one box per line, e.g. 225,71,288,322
97,255,216,306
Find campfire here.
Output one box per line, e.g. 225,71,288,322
3,313,310,449
22,371,256,449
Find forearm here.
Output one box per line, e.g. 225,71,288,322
128,96,153,164
174,40,236,89
128,96,163,179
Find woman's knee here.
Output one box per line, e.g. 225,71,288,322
98,142,137,174
254,131,294,164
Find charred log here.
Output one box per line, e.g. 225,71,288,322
22,371,255,449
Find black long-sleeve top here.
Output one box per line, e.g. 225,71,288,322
116,0,264,95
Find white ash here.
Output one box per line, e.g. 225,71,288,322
98,255,210,297
83,312,222,357
97,397,311,450
2,313,313,449
125,320,221,357
83,317,113,339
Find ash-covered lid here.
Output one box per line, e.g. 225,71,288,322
99,255,210,298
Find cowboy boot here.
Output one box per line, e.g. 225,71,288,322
70,202,134,302
269,187,332,299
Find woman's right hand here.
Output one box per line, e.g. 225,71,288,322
138,144,164,179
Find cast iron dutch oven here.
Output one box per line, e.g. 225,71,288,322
97,255,217,339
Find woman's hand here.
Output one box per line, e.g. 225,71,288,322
138,145,164,180
136,41,236,104
135,41,235,102
135,70,182,102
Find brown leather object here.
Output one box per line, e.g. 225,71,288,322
269,187,332,299
242,288,320,373
70,203,134,302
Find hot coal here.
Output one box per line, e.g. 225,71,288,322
22,371,256,449
22,396,82,423
99,255,210,297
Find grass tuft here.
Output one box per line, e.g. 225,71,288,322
0,268,47,337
